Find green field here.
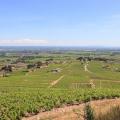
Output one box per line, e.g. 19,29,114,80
1,60,120,89
0,50,120,119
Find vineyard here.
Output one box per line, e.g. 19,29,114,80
0,50,120,119
1,88,120,120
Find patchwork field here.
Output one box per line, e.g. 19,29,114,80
0,49,120,119
1,60,120,89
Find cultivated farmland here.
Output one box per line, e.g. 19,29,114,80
0,47,120,120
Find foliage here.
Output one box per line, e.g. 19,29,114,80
84,103,95,120
0,88,120,119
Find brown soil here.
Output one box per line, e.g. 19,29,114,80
22,98,120,120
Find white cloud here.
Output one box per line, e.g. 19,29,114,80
0,39,48,46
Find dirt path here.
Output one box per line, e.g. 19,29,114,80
22,98,120,120
84,64,88,71
84,63,92,73
48,75,64,88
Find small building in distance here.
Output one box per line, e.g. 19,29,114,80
51,68,62,73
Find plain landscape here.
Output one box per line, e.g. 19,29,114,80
1,0,120,119
0,47,120,120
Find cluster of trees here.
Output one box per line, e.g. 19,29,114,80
77,56,114,62
0,65,12,77
0,65,12,72
27,61,49,69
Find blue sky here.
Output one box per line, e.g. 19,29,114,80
0,0,120,46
